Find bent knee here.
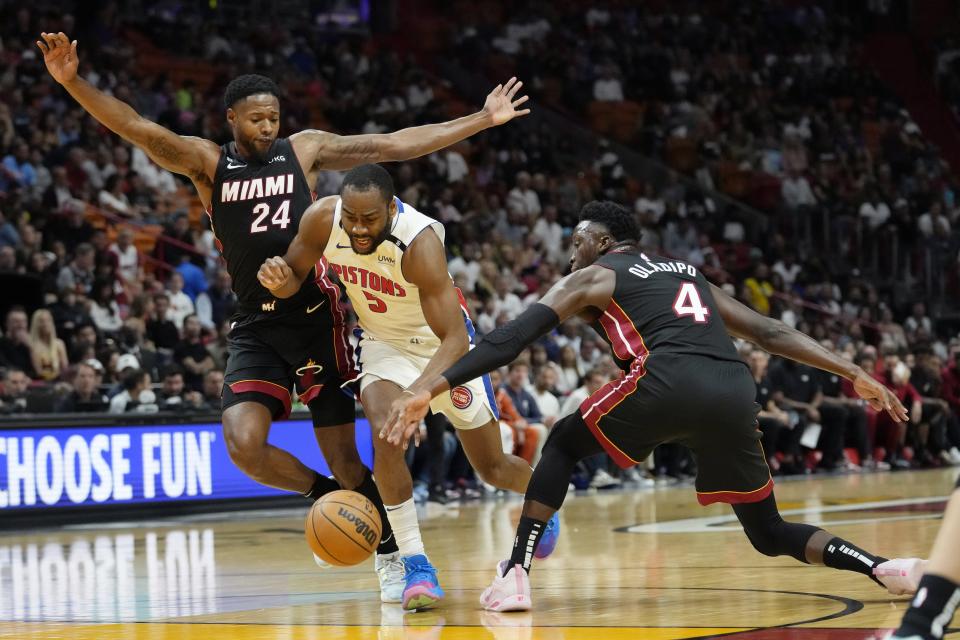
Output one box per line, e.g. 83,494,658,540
222,417,268,469
475,459,510,488
743,526,781,557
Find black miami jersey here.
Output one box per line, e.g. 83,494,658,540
577,248,770,506
589,249,743,372
209,137,329,322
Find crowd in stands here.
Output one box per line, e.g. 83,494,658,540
0,2,959,502
445,1,960,288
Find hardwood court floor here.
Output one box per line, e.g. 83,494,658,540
1,468,957,640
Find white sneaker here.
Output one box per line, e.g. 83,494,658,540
948,447,960,465
874,558,928,595
480,560,532,612
313,553,332,569
589,469,621,489
375,552,406,603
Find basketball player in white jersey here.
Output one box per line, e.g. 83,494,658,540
258,164,560,610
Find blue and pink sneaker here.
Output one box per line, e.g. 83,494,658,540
401,554,444,610
533,513,560,559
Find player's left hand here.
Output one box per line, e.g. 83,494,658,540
482,77,531,126
381,389,432,450
852,370,909,423
257,256,292,291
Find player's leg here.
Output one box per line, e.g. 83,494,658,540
442,376,532,493
362,378,444,610
457,420,532,494
222,390,333,494
890,478,960,640
716,441,927,595
220,326,337,495
480,412,604,612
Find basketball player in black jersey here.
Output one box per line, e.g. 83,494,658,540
386,201,928,611
37,31,529,602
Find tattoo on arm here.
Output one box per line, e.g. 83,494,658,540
146,134,183,165
313,136,381,170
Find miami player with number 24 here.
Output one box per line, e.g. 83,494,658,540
384,200,929,612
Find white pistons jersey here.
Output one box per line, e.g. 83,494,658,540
324,197,447,358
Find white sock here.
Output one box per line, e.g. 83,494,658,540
384,497,426,558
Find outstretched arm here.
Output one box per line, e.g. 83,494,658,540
37,33,218,196
382,265,614,446
257,197,336,298
291,78,530,175
709,283,909,422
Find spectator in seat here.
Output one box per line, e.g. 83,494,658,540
55,361,108,413
89,278,123,334
109,228,141,289
147,293,180,352
0,368,31,414
56,242,96,296
174,314,215,392
749,347,795,474
166,271,194,330
0,307,35,377
531,365,561,428
28,308,68,382
815,341,870,471
199,369,224,410
877,352,923,469
768,357,825,471
195,268,235,331
108,368,154,414
503,362,548,464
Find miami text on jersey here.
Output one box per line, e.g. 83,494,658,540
220,174,295,202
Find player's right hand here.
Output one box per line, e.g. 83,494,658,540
37,32,79,85
258,256,292,291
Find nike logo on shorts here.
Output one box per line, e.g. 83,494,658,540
307,303,324,314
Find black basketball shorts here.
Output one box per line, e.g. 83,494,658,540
578,353,773,506
222,306,357,427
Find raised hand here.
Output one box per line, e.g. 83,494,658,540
482,77,531,126
257,256,292,292
36,32,79,85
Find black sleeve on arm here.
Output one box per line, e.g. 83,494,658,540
442,303,560,389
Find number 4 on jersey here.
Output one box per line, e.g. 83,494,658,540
251,200,291,233
673,282,709,323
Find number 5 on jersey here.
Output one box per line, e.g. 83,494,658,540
251,200,291,233
673,282,710,323
363,291,387,313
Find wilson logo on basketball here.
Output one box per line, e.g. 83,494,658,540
337,507,378,546
450,386,473,409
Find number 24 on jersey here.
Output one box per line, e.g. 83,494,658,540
250,200,291,233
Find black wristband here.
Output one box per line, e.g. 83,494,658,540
443,303,560,389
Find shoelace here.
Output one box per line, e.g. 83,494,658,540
404,559,437,582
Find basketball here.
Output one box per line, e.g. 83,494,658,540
305,490,382,566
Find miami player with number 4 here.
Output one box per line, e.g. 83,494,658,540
384,200,928,612
258,164,560,611
37,31,532,604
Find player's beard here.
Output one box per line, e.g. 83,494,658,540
350,225,391,255
239,133,272,163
